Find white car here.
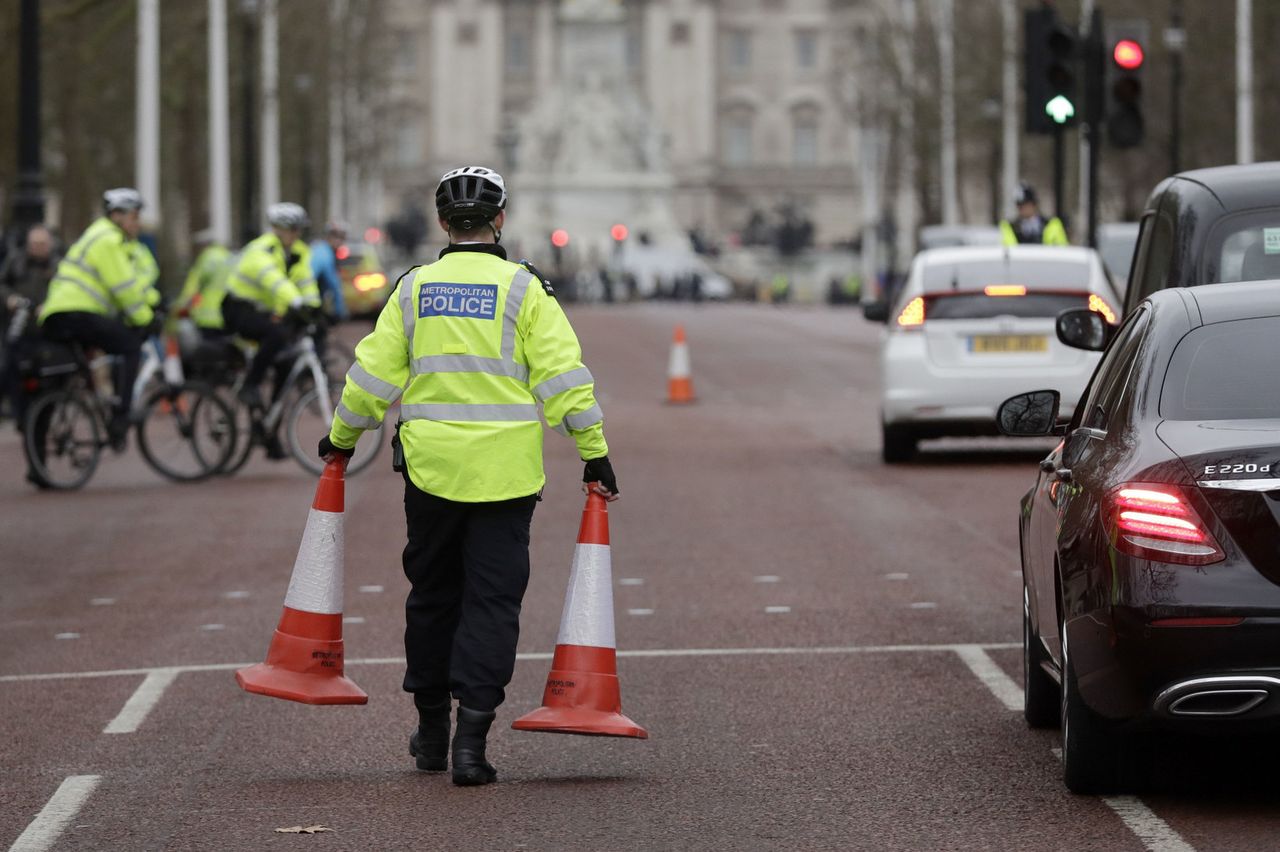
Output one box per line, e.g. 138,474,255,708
878,245,1120,462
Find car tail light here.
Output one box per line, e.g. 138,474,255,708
1104,484,1225,565
353,272,387,292
984,284,1027,296
1088,293,1118,325
896,296,925,328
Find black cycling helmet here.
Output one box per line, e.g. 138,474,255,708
1014,182,1038,206
435,166,507,231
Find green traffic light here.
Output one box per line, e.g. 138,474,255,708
1045,95,1076,124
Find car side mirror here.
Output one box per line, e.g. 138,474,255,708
1056,308,1112,351
862,300,890,323
997,390,1062,437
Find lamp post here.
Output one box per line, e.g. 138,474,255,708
12,0,46,236
239,0,259,242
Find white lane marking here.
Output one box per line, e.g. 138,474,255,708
89,598,115,606
764,606,791,614
627,608,654,616
358,585,384,593
199,624,225,632
884,573,909,580
618,578,645,586
53,633,79,640
909,602,938,609
953,645,1021,712
223,590,251,600
753,575,780,583
0,642,1021,682
9,774,102,852
343,616,365,625
104,669,180,734
1102,797,1198,852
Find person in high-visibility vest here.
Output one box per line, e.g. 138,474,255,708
222,202,314,414
318,165,618,787
38,188,159,451
175,229,231,334
1000,182,1069,246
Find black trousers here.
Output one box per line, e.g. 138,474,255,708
402,476,538,713
41,311,141,418
221,296,289,389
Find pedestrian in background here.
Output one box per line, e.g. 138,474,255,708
309,220,349,322
1000,182,1069,246
0,223,59,426
318,165,619,787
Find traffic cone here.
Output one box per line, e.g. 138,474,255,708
512,487,647,738
666,324,695,404
236,460,368,705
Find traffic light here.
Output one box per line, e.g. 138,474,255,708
610,224,628,242
1025,9,1078,134
1105,21,1148,148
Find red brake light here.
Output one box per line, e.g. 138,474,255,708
1105,485,1224,565
984,285,1027,297
336,245,351,261
896,296,925,328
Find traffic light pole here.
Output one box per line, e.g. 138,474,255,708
1052,125,1065,222
11,0,46,235
1085,8,1103,249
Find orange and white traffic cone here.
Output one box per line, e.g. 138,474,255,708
511,487,647,738
666,324,695,404
236,460,368,705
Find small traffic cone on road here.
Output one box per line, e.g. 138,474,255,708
666,325,695,404
511,487,648,738
235,460,368,705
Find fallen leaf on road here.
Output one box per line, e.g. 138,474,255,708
274,825,334,834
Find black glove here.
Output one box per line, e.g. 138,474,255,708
318,435,355,461
583,456,618,495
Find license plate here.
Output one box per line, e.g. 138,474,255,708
969,334,1048,353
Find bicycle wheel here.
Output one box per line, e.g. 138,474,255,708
215,389,256,476
323,338,356,385
23,390,102,490
136,383,237,482
286,383,384,477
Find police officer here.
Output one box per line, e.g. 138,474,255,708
222,202,317,413
175,229,231,336
318,165,618,787
1000,183,1069,246
39,188,158,449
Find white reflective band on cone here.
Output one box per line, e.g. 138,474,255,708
555,543,616,648
283,509,345,614
668,343,690,378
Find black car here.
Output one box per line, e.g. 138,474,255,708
1122,161,1280,315
998,281,1280,793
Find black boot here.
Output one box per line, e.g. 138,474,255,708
408,696,451,772
451,707,498,786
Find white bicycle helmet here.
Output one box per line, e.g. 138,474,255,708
267,202,310,230
103,187,145,213
435,166,507,231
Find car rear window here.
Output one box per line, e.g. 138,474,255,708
1161,316,1280,420
1211,211,1280,283
926,292,1087,320
922,259,1089,291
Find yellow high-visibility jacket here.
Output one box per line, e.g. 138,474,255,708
39,217,155,327
177,244,231,330
329,245,608,502
1000,216,1070,246
226,232,305,315
288,241,321,307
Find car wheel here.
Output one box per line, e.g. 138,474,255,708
881,422,916,463
1060,617,1123,794
1023,587,1061,729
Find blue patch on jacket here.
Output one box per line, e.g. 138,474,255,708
418,283,499,319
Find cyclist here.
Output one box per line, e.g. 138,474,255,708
38,188,159,450
309,220,349,322
175,229,231,336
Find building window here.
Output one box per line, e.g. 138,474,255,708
506,30,529,71
795,30,818,70
725,30,751,72
793,121,819,166
671,20,690,44
723,115,753,166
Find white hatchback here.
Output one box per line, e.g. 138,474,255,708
878,245,1119,462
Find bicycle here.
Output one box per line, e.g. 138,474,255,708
21,329,237,490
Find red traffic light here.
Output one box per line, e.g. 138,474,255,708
551,229,570,248
610,224,629,242
1113,39,1144,70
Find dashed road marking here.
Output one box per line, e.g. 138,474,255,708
53,633,79,640
1102,797,1197,852
619,578,645,586
909,602,937,610
199,624,225,632
223,590,251,600
753,575,780,583
627,608,654,616
884,572,909,580
952,645,1021,712
343,616,365,625
764,606,791,614
89,598,115,606
9,774,102,852
104,669,180,735
358,585,384,593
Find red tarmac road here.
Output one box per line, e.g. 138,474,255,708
3,304,1280,850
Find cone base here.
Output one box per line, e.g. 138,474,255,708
511,706,648,738
666,377,695,405
235,663,368,705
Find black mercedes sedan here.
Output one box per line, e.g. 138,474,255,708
998,281,1280,794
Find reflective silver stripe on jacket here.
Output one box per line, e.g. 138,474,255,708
398,271,417,341
563,404,604,431
51,275,111,310
110,277,138,294
336,400,381,430
347,362,403,403
410,354,530,382
532,366,594,401
404,267,534,383
68,229,110,266
400,403,540,422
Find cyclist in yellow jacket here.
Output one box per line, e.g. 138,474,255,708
39,188,158,448
318,166,617,787
222,202,312,410
175,229,231,334
1000,182,1070,246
